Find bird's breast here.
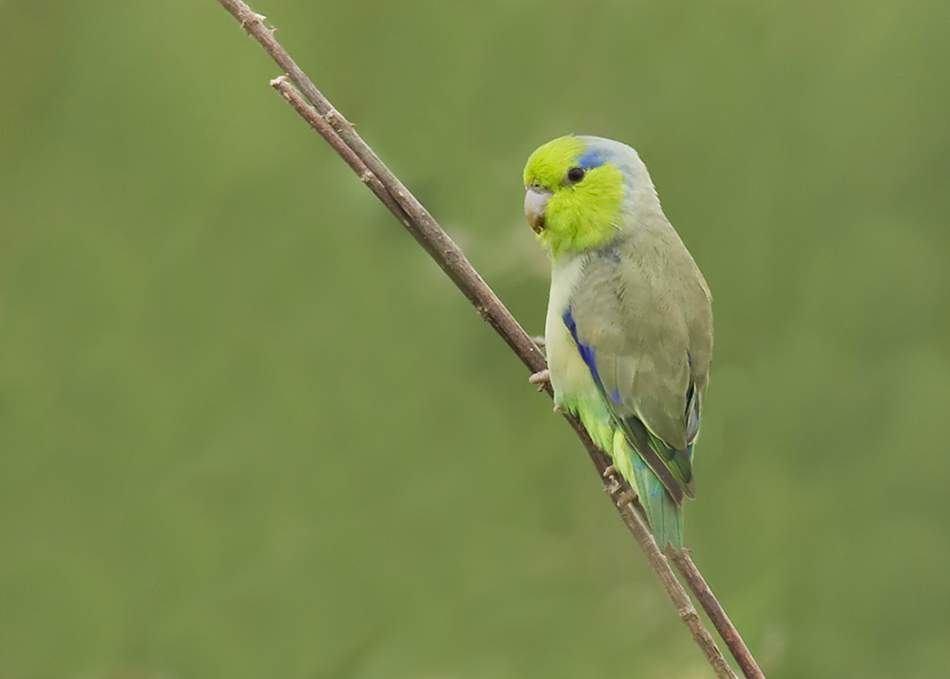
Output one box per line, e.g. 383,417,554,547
545,255,599,405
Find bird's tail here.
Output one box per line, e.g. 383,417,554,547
614,437,684,550
631,454,684,550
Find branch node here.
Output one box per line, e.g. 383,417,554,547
678,605,700,623
324,107,353,130
239,11,267,31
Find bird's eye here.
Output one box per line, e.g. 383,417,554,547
566,166,585,183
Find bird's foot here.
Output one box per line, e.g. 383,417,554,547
602,466,637,506
528,369,550,392
612,488,638,507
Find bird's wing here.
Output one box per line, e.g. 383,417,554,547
566,238,711,502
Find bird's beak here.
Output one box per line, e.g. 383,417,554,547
524,186,552,234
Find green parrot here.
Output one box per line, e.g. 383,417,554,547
523,135,713,550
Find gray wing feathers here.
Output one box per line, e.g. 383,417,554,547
567,217,713,493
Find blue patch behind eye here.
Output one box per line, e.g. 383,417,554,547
577,149,606,169
610,388,622,404
562,308,604,389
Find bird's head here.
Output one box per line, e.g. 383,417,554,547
523,135,653,256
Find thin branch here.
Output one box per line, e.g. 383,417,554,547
217,2,544,370
269,75,408,223
671,550,765,678
215,2,761,676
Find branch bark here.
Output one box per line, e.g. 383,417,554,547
215,2,762,677
670,550,764,679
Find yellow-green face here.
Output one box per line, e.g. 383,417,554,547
522,136,625,256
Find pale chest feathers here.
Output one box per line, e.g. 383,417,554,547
544,254,599,406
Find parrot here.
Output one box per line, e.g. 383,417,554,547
522,135,713,550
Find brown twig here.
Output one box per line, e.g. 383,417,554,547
215,2,762,676
671,550,765,678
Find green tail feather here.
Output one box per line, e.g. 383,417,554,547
569,397,685,549
630,455,684,550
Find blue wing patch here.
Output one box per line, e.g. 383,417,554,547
562,308,604,389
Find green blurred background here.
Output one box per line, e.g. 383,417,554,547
2,1,948,677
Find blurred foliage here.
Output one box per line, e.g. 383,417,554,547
2,1,949,677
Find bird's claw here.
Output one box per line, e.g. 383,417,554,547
528,369,550,392
612,488,638,507
602,465,637,506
